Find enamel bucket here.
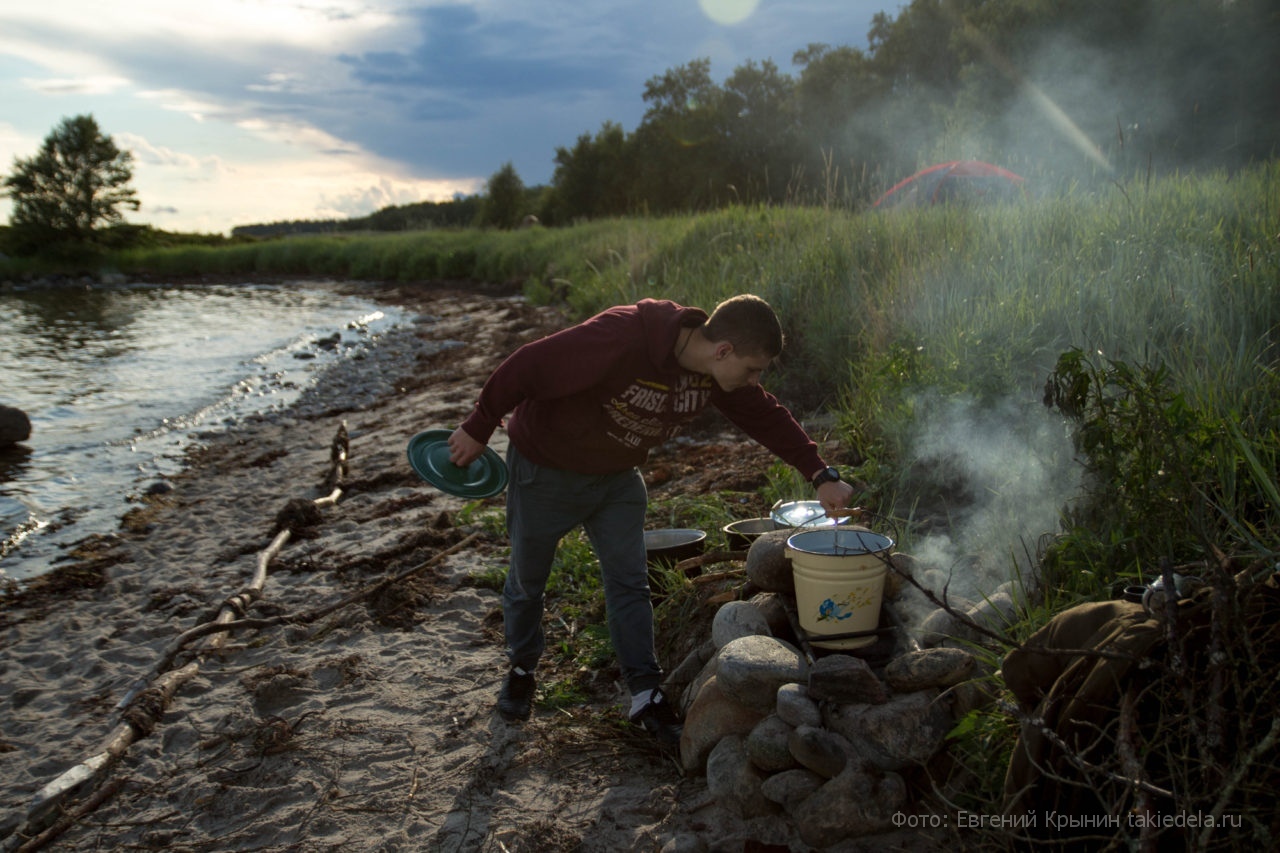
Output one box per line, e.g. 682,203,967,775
785,527,894,650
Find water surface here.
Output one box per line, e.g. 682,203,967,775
0,282,409,582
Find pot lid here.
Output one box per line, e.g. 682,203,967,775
407,429,508,499
771,500,850,528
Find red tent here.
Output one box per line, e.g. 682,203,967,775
872,160,1026,209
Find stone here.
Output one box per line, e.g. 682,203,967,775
919,568,952,597
744,714,797,773
668,639,716,713
919,606,967,647
679,676,768,774
715,635,809,714
887,551,920,579
774,682,821,729
995,580,1019,600
0,405,32,446
883,551,919,599
743,529,795,594
760,768,825,812
965,592,1017,633
788,724,856,779
825,689,953,771
746,591,793,637
711,600,771,648
950,678,998,718
920,593,1016,647
792,760,906,847
807,654,889,705
883,648,976,692
705,736,779,819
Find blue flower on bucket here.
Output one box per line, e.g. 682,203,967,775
818,598,852,621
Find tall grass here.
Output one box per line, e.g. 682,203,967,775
103,161,1280,585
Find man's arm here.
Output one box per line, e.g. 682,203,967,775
447,427,487,467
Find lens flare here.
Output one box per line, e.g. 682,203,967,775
960,21,1112,173
698,0,760,26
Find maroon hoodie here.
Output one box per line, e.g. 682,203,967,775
458,298,826,477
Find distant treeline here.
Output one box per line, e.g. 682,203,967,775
235,0,1279,236
231,194,488,238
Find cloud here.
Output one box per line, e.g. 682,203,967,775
344,5,631,95
319,178,437,219
21,75,130,95
0,0,886,232
114,132,208,169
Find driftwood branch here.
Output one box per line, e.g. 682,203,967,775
6,420,483,851
672,550,746,574
13,662,199,852
13,777,128,853
690,567,747,586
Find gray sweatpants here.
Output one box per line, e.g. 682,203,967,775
501,443,662,694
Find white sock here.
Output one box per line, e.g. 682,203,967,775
629,688,657,717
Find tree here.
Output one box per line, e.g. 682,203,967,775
476,162,526,229
632,59,728,212
718,59,799,203
546,121,632,223
3,114,140,247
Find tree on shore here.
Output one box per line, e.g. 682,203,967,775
476,162,527,230
2,114,140,251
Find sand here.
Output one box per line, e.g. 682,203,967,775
0,282,821,853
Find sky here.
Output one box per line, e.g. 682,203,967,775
0,0,893,235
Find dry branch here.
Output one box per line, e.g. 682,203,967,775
3,421,455,851
13,778,127,853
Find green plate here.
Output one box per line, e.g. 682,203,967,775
407,429,508,499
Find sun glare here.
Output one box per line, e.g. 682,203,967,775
697,0,761,26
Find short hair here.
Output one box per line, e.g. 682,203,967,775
703,294,785,358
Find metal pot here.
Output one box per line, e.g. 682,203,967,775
721,517,782,551
644,528,706,567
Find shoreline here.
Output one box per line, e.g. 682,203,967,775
1,282,822,852
0,277,437,588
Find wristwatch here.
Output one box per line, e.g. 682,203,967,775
812,466,840,487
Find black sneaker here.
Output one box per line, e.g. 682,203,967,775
629,688,683,746
497,667,535,721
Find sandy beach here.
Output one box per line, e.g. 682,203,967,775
0,281,857,852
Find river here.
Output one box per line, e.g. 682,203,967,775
0,281,411,583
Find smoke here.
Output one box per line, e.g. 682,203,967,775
894,391,1083,606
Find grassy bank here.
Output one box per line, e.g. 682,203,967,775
104,163,1280,587
88,162,1280,840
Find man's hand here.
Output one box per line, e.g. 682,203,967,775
816,479,856,518
447,427,486,467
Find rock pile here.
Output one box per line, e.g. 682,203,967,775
667,527,993,849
